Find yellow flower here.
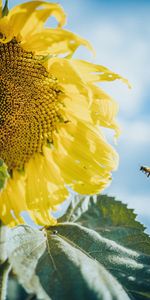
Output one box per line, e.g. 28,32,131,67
0,1,126,226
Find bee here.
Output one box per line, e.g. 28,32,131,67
140,166,150,177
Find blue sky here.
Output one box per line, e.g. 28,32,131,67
8,0,150,232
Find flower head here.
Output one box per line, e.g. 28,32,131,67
0,1,125,226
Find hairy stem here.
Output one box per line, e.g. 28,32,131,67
0,260,11,300
0,222,8,264
0,221,10,300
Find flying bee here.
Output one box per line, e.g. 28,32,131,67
140,166,150,177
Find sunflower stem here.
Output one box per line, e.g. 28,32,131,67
0,221,10,300
0,260,11,300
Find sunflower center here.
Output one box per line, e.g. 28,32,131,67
0,39,62,170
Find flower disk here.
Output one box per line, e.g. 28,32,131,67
0,39,61,170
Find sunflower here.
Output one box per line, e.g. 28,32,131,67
0,0,126,226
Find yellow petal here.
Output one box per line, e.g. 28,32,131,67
62,91,91,123
69,60,130,87
90,84,121,137
22,28,92,56
28,210,57,226
18,2,66,38
52,118,118,194
0,16,10,42
0,1,66,42
25,152,68,224
46,58,120,135
46,58,90,98
0,171,26,226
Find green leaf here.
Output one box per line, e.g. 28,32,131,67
60,194,150,255
7,223,150,300
7,225,130,300
0,159,9,191
37,227,130,300
6,225,50,300
58,194,87,223
48,223,150,300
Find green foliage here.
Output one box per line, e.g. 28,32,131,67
50,223,150,299
37,226,131,300
0,159,9,190
7,224,130,300
6,225,48,300
60,194,150,254
3,195,150,300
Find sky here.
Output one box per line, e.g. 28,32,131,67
8,0,150,232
